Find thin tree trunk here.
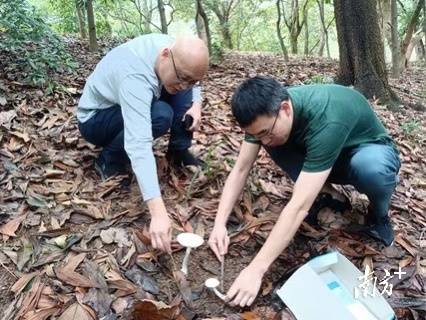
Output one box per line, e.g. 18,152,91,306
317,0,325,56
86,0,98,52
390,0,400,77
158,0,168,34
195,0,212,55
405,30,423,65
379,0,392,47
423,0,426,60
416,39,425,61
276,0,289,61
142,0,153,33
76,5,86,39
334,0,399,107
304,7,309,55
400,0,424,68
221,21,233,49
290,35,298,54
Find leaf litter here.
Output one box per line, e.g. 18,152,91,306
0,39,425,319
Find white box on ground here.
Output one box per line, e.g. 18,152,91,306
276,251,395,320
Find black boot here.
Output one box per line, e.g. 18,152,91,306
94,156,130,185
166,149,203,167
357,214,394,247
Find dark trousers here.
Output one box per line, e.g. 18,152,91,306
265,143,401,221
78,88,193,168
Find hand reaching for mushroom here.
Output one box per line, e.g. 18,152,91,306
208,224,229,262
226,265,264,307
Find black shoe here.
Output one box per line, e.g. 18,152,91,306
305,192,352,226
94,157,128,181
166,149,203,167
359,217,394,247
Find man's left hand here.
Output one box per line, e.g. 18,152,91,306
183,101,202,131
226,265,264,307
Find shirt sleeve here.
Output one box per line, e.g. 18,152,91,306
118,74,161,201
302,123,350,172
244,133,261,144
192,84,202,103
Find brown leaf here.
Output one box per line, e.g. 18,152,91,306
105,269,137,296
55,253,95,288
24,307,60,320
57,302,95,320
11,271,39,296
132,300,180,320
240,311,261,320
16,277,44,319
173,270,193,307
0,209,28,237
395,234,418,256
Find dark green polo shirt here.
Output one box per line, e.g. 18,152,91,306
245,84,392,172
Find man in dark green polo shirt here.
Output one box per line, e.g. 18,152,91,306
208,76,400,307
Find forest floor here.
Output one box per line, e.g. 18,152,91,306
0,39,425,320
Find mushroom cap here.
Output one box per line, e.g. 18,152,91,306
177,232,204,248
204,277,220,288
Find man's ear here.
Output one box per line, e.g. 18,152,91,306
160,47,170,58
280,100,291,116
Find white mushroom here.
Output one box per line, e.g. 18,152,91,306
205,277,226,301
177,232,204,275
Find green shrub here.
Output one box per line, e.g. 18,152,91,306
304,74,335,85
210,41,224,64
0,0,75,87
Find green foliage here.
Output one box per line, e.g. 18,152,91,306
210,40,224,64
304,74,334,84
0,0,75,87
401,120,421,137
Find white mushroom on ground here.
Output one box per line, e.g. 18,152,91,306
176,232,204,275
204,277,226,301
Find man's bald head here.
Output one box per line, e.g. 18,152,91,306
155,35,209,95
171,36,209,79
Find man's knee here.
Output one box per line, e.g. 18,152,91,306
151,101,173,138
350,145,400,194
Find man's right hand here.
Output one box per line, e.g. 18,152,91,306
208,223,230,261
147,197,172,253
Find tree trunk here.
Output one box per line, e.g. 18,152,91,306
378,0,392,47
416,39,425,61
334,0,399,106
76,4,86,39
195,0,212,55
276,0,289,61
400,0,424,68
221,21,233,49
86,0,98,52
390,0,400,77
142,0,153,33
157,0,168,34
303,7,309,55
290,34,298,54
405,30,423,66
317,0,325,56
423,0,426,59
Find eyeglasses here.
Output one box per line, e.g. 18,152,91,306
169,49,198,86
254,110,280,140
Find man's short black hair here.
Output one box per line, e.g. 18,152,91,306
231,76,289,128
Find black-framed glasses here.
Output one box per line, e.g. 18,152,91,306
169,49,198,86
255,110,280,140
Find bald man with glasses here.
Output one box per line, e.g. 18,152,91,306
77,34,209,252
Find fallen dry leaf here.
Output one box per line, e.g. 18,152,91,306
57,302,95,320
11,271,39,296
132,299,180,320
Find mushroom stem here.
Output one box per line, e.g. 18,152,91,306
181,247,192,275
210,287,226,301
